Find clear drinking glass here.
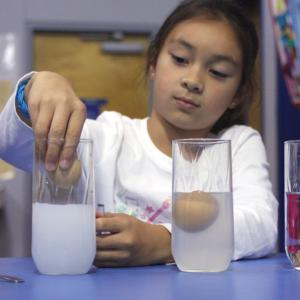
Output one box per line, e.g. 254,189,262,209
172,139,234,272
32,138,95,275
285,140,300,270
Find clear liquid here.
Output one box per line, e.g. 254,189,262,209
285,192,300,269
32,203,96,275
172,192,234,272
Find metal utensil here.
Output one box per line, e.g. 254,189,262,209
0,274,24,283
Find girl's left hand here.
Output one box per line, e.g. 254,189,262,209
95,213,173,267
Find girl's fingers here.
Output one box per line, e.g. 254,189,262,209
95,248,130,264
94,260,125,268
45,105,71,171
96,214,124,234
96,233,125,250
59,105,86,169
32,101,53,139
27,100,39,131
96,211,104,218
33,104,54,168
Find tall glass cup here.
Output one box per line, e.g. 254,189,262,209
32,138,95,275
285,140,300,269
172,139,234,272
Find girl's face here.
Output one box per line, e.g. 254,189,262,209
150,17,243,136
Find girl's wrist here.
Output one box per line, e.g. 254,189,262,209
16,78,30,120
15,76,33,126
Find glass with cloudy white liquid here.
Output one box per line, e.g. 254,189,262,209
172,139,234,272
32,138,95,275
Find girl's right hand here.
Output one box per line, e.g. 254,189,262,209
24,71,86,171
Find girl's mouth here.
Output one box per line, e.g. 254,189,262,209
174,96,200,109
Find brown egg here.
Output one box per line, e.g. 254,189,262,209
173,191,218,232
50,159,82,188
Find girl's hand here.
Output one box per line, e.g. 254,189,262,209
24,71,86,171
95,213,173,267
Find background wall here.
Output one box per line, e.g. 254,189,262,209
0,0,279,256
262,3,278,202
26,0,177,24
0,0,31,256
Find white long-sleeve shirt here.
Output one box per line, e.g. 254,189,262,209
0,76,278,260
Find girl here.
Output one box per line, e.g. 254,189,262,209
0,0,278,266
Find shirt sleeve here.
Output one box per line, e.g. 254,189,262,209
0,73,35,172
225,126,278,260
159,223,171,233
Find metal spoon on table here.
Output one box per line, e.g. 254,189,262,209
0,274,24,283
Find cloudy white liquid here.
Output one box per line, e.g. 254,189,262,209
32,202,96,275
172,192,234,272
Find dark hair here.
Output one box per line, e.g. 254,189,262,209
146,0,259,133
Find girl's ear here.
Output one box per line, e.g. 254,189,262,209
229,98,239,109
149,65,156,80
229,84,244,109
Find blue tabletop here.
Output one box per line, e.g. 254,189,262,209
1,253,300,300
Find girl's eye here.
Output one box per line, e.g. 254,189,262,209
171,54,188,65
210,69,229,79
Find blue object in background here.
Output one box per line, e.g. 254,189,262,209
81,98,108,119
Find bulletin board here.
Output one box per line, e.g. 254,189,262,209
269,0,300,251
269,0,300,106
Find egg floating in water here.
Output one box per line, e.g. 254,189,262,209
173,190,219,232
50,159,82,189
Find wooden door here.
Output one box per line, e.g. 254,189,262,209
33,32,150,119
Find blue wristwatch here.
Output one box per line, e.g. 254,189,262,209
16,78,30,119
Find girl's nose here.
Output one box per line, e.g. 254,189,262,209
180,78,203,94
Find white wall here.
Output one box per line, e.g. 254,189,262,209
26,0,177,25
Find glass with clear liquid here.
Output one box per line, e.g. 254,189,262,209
285,141,300,270
172,139,234,272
